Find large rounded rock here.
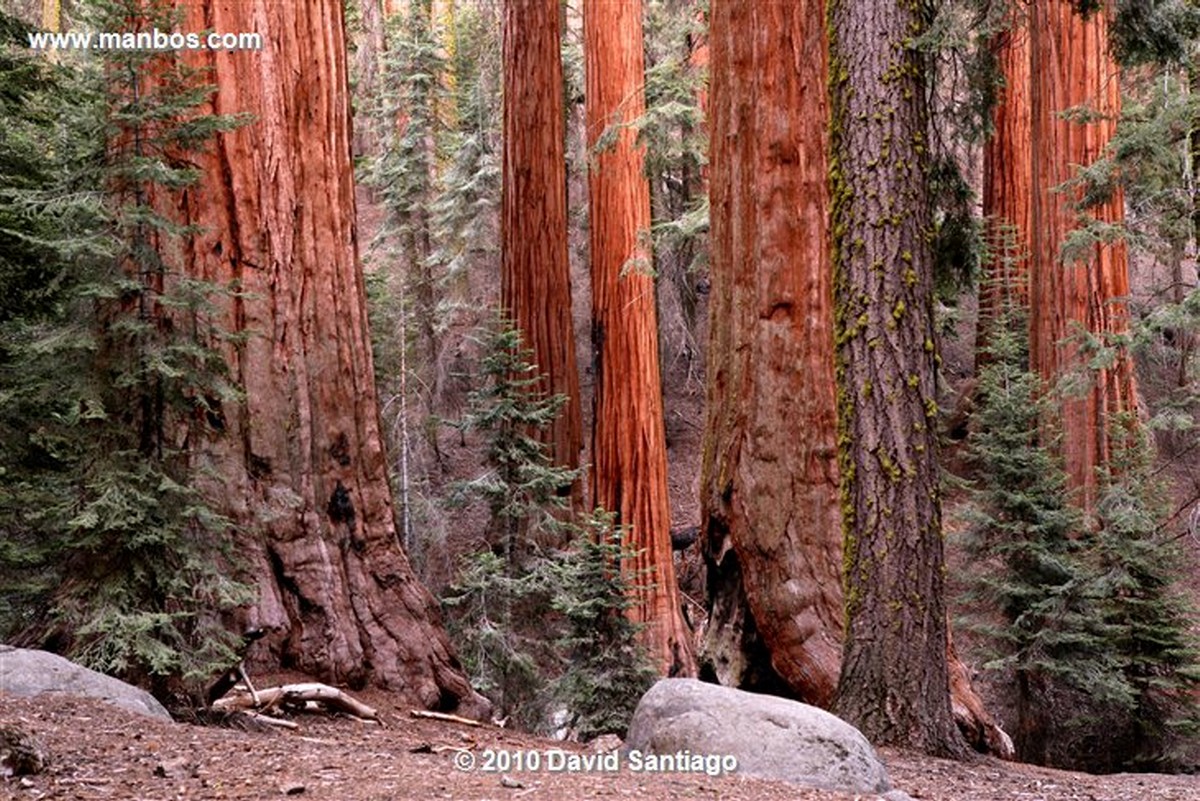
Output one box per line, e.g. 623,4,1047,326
0,645,171,720
625,678,892,795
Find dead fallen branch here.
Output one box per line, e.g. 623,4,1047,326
246,713,299,730
409,709,484,728
212,683,379,723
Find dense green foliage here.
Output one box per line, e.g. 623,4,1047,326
1109,0,1200,66
366,0,501,400
1085,425,1200,770
0,14,79,327
962,294,1200,771
0,1,249,702
912,0,1001,300
963,303,1118,764
448,319,580,558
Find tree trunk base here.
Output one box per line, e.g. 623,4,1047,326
948,635,1014,759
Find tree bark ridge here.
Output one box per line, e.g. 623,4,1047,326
584,0,696,677
167,0,488,717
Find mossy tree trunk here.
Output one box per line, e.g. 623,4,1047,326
167,0,489,717
583,0,696,678
500,0,583,498
827,0,968,758
1029,0,1138,512
699,0,1006,757
700,0,843,706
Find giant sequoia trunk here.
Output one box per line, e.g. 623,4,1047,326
584,0,696,677
828,0,968,757
702,0,1008,758
500,0,583,488
1029,0,1138,510
978,5,1032,362
168,0,487,717
700,0,843,706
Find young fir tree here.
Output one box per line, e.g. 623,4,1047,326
371,0,445,402
963,295,1113,765
965,279,1200,770
1085,421,1200,771
543,510,658,742
450,319,578,565
442,316,654,735
0,0,249,701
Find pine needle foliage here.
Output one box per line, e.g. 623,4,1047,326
428,2,500,293
964,287,1200,771
1084,422,1200,771
910,1,999,297
962,303,1111,765
374,0,445,233
0,0,251,703
442,546,551,729
0,13,85,328
442,315,655,737
368,0,447,396
449,317,578,562
641,0,709,360
1108,0,1200,67
542,511,659,742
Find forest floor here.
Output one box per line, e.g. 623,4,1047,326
3,685,1198,801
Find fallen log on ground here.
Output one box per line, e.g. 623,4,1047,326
211,683,380,723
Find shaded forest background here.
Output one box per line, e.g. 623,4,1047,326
2,0,1200,779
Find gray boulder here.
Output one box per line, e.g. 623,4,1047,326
0,645,171,720
625,678,892,795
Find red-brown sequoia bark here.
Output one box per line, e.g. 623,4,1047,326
700,0,843,705
169,0,487,716
1029,0,1138,510
501,0,583,485
702,0,1009,758
584,0,696,677
978,5,1032,361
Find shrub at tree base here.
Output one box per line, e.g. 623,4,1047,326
0,1,251,705
441,317,655,737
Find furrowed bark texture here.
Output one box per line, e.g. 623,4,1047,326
170,0,488,717
697,0,1009,758
1029,0,1138,510
584,0,696,677
700,0,843,706
978,5,1032,361
827,0,968,757
501,0,583,488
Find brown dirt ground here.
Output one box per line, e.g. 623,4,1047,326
4,687,1198,801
